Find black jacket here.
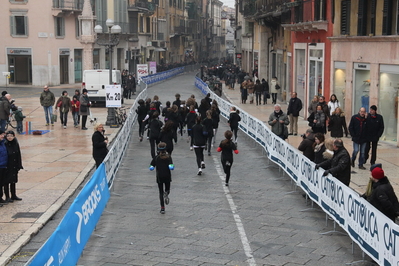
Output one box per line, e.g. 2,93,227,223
368,176,399,221
192,123,207,146
5,138,23,183
92,131,108,161
228,111,241,129
136,105,147,121
150,154,173,184
149,119,163,139
366,113,384,142
159,129,175,152
298,134,315,161
349,114,368,144
318,147,351,186
287,97,302,117
329,113,348,138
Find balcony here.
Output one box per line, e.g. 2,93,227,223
174,26,187,35
242,0,256,18
128,0,156,15
52,0,82,15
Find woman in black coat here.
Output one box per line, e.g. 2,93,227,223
313,133,326,164
4,131,23,202
92,124,108,168
329,107,348,138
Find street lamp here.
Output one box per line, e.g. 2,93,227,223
94,19,121,126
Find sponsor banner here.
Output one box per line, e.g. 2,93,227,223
105,85,122,108
149,61,157,74
194,76,399,265
28,164,110,266
137,64,149,78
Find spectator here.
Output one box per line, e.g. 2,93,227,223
79,89,91,130
270,77,279,104
55,90,72,129
287,92,302,136
317,96,330,118
4,131,23,202
316,138,351,186
92,124,108,168
39,86,55,126
298,129,315,161
268,104,289,140
367,167,399,222
365,105,384,165
312,105,327,134
14,107,26,134
329,107,348,138
308,95,319,115
349,107,368,170
0,130,7,205
328,94,340,116
0,94,16,132
254,79,264,106
261,78,269,105
71,96,80,128
313,133,326,164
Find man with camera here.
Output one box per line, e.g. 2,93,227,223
298,129,315,161
315,138,351,187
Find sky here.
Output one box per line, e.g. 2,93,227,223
222,0,235,8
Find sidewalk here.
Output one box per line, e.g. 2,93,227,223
0,96,135,265
221,83,399,195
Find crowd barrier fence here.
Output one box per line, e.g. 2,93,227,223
195,76,399,266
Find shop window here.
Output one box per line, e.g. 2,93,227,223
340,0,351,35
55,17,65,38
10,15,28,37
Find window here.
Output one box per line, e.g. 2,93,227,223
75,18,80,37
55,17,65,37
10,15,28,36
9,0,28,3
340,0,351,35
382,0,393,35
357,0,367,36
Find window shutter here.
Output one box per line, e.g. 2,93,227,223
24,16,28,36
340,0,351,35
10,16,14,36
357,0,367,36
61,17,65,37
370,0,376,35
382,0,393,35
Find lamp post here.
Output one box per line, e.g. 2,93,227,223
94,19,121,126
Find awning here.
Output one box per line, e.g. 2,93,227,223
154,48,166,52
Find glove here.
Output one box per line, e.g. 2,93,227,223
217,147,222,152
315,164,320,170
169,164,174,170
323,170,329,176
234,150,239,154
149,165,155,171
87,103,91,107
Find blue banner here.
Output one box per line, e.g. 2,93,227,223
28,164,110,266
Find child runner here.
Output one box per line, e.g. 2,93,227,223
217,130,239,186
149,142,174,214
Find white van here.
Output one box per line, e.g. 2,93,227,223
82,69,121,103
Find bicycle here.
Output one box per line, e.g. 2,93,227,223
115,107,127,125
5,110,17,131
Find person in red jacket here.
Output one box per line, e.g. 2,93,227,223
217,130,239,186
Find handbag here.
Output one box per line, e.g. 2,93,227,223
57,101,62,108
266,93,270,99
275,84,281,90
51,113,57,123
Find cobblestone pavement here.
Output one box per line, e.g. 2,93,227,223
5,74,378,265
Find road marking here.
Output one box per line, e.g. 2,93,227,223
213,156,257,266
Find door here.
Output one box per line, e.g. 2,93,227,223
60,55,69,84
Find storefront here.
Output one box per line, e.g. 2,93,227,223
7,48,32,84
379,64,399,142
352,63,370,114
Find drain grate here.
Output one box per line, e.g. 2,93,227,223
12,212,43,219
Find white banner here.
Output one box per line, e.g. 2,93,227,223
105,85,122,108
195,76,399,266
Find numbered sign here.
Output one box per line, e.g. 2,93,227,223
105,85,122,108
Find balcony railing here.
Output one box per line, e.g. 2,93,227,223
52,0,83,10
243,0,256,17
128,0,156,14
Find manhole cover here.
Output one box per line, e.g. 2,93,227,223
12,212,43,219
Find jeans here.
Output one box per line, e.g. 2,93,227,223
43,106,53,124
271,93,277,104
72,112,79,126
17,121,23,134
0,120,6,132
61,111,69,126
352,142,367,166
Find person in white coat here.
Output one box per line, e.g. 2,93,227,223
327,94,340,116
270,77,279,104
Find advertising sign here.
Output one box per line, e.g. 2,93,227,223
149,61,157,74
137,64,149,78
105,85,122,108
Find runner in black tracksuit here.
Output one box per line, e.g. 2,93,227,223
217,130,239,186
192,116,207,175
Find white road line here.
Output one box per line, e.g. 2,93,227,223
212,156,257,266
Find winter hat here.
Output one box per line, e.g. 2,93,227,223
0,130,4,135
82,88,88,93
18,106,22,111
371,167,385,180
1,91,7,97
370,105,377,111
370,163,382,171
